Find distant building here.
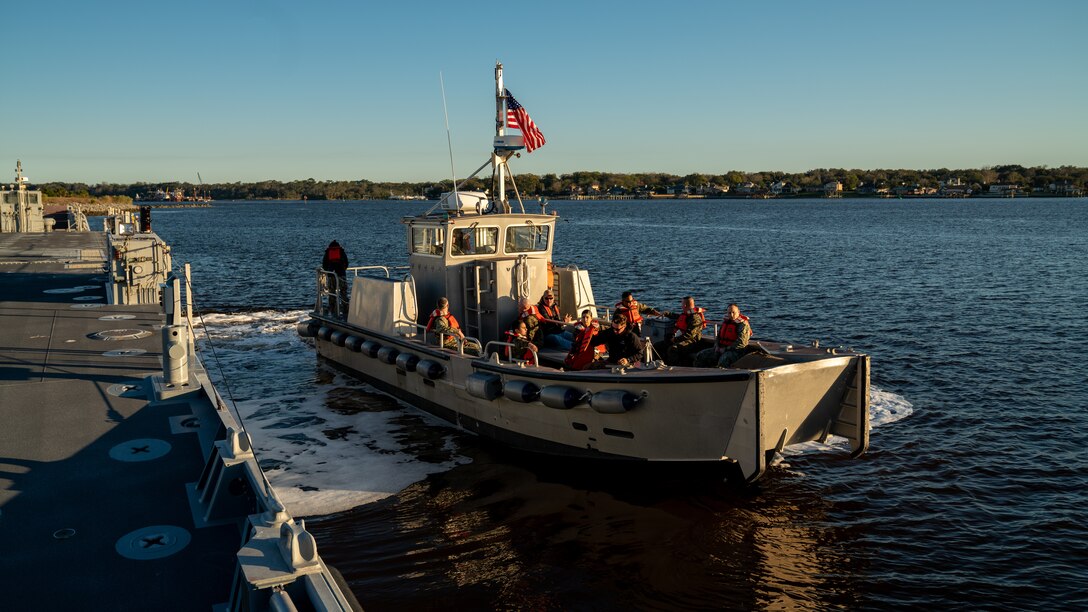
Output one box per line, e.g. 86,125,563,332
1048,180,1083,196
823,181,842,195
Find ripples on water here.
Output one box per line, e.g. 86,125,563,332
155,198,1088,609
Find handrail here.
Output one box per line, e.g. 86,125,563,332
315,269,346,317
346,265,409,279
484,340,539,367
412,321,481,356
588,303,614,320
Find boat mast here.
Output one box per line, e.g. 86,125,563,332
493,62,510,213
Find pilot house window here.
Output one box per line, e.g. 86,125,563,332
504,225,550,253
451,227,499,256
411,226,445,256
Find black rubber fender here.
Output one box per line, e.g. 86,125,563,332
361,340,381,358
503,380,541,403
589,390,643,414
540,385,587,410
416,359,446,380
466,372,503,401
377,346,400,364
296,320,318,338
395,352,419,373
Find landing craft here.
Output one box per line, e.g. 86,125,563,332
299,63,869,482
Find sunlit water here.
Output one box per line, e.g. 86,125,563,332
151,198,1088,609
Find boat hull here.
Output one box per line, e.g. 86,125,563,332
306,316,869,482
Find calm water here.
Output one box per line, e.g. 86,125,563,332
154,198,1088,610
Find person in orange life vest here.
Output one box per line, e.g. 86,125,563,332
588,314,644,369
537,290,574,350
653,296,706,366
614,291,659,337
564,309,601,370
695,303,752,368
513,297,543,345
506,319,538,362
426,297,480,354
321,240,349,316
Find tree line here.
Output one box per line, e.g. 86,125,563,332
37,164,1088,201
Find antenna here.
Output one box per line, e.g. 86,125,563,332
439,72,458,210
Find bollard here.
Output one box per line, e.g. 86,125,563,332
162,324,189,386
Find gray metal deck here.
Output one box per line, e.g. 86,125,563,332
0,233,236,609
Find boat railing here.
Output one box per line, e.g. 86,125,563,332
315,269,347,318
588,303,614,320
406,322,482,356
484,340,539,367
315,265,413,318
346,264,410,279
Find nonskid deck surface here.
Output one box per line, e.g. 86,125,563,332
0,233,235,609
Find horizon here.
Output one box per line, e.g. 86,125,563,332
22,162,1088,187
7,1,1087,184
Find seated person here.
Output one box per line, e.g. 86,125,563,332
652,296,706,366
506,319,538,362
588,314,645,369
514,297,543,346
536,290,574,350
614,291,659,337
425,297,480,355
695,303,752,369
564,309,601,371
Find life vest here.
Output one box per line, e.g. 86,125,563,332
519,305,541,319
425,309,461,333
323,244,347,273
615,301,644,327
674,307,705,333
504,330,534,361
538,302,560,322
717,314,751,347
564,323,601,370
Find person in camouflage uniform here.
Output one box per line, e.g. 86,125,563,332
695,303,751,368
514,297,542,345
426,297,480,355
653,296,706,366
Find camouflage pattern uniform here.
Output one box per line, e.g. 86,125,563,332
668,309,705,365
695,317,751,368
432,313,480,355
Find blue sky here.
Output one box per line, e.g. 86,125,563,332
6,0,1086,183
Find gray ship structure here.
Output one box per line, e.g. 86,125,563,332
300,64,870,482
0,163,358,610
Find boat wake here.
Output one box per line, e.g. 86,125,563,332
193,309,468,517
194,310,911,514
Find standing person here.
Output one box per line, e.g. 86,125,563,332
537,290,574,350
695,303,752,368
653,296,706,366
614,291,659,337
564,309,601,370
322,240,349,316
426,297,479,355
588,314,645,369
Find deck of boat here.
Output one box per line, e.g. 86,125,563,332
0,232,236,608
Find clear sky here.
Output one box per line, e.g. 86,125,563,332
6,0,1087,184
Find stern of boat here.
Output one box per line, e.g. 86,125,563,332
725,354,870,482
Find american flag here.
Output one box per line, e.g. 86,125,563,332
504,89,546,153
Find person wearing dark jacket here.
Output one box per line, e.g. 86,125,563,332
588,314,645,368
322,240,349,316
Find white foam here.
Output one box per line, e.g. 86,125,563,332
194,310,468,517
779,385,913,458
